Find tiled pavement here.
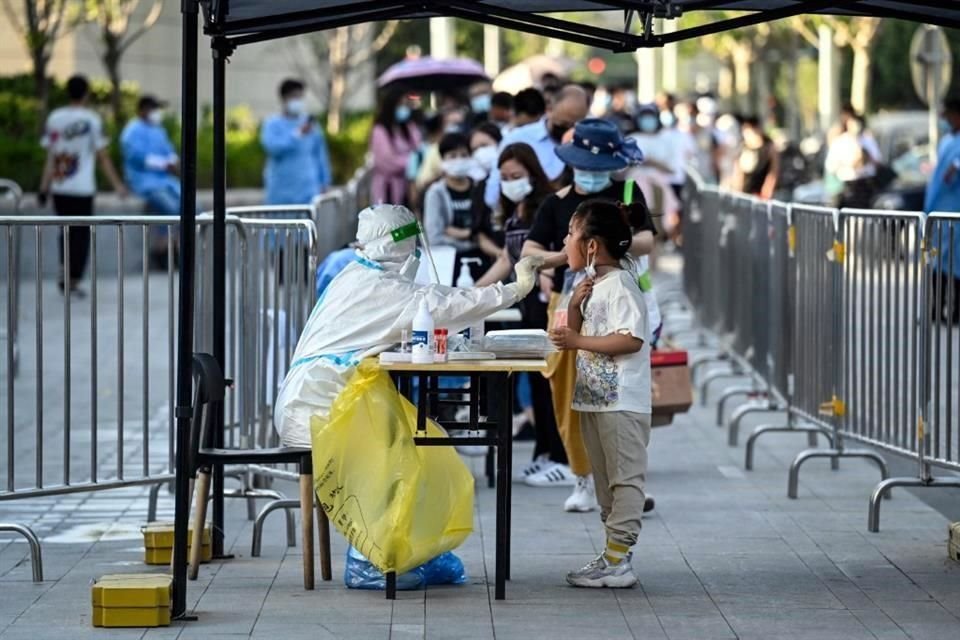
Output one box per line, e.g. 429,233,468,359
1,382,958,639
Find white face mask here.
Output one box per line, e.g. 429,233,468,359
285,98,305,116
442,157,475,178
501,177,533,203
148,109,164,125
585,252,598,280
472,145,498,173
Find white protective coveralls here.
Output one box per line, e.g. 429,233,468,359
274,204,541,447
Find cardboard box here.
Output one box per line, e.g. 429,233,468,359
91,573,171,628
651,350,693,424
142,522,212,565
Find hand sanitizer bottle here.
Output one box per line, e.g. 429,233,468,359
456,258,485,349
411,299,435,364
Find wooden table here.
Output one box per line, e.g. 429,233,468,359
380,359,547,600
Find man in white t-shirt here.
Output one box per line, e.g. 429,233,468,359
39,75,127,294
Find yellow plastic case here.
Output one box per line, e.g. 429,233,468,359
91,573,172,628
142,522,212,565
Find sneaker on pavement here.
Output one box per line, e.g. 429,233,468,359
566,553,637,588
564,475,598,512
525,463,577,487
643,496,655,513
453,430,488,457
513,454,551,482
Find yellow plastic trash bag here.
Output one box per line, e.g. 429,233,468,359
310,360,474,575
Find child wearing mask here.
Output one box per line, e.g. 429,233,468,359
549,198,652,588
522,118,657,514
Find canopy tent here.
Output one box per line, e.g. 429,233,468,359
200,1,960,50
170,0,960,619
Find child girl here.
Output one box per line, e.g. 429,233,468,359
549,199,651,588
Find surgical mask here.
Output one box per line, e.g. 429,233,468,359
442,157,475,178
148,109,164,125
585,252,598,280
285,98,305,116
573,169,612,194
501,177,533,203
470,93,492,114
638,115,659,133
395,105,411,123
660,111,676,128
548,122,568,143
472,145,498,173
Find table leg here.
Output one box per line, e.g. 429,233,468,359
504,373,514,581
494,372,508,600
484,375,495,488
385,570,396,600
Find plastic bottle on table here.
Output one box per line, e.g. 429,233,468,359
411,299,435,364
456,258,485,350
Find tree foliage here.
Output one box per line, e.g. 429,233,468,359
76,0,164,124
293,21,399,134
0,0,72,120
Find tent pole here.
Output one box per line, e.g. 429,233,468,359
172,0,199,620
211,37,229,560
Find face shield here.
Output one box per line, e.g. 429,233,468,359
355,204,440,282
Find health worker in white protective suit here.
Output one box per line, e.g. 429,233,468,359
274,204,544,447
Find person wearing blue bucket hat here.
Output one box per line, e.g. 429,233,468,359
520,117,658,514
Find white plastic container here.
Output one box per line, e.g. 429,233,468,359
411,299,435,364
456,258,480,288
455,258,484,350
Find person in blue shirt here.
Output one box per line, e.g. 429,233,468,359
121,95,182,216
484,85,589,208
925,98,960,323
261,79,331,206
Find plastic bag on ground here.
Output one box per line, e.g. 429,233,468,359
344,545,468,590
310,360,474,575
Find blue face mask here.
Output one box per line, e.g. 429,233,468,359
638,115,659,133
395,105,411,123
573,169,612,194
470,93,492,114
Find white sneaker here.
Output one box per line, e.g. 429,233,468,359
453,430,488,457
564,475,598,512
525,463,577,487
513,454,551,482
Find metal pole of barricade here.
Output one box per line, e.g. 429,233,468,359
714,196,773,427
723,200,788,440
689,188,740,384
788,208,892,499
0,180,22,381
868,212,960,531
743,203,833,468
699,194,754,403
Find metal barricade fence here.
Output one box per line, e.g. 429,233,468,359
0,211,319,578
1,180,22,380
866,212,960,531
0,214,181,580
680,177,704,312
313,191,355,260
922,213,960,472
674,183,959,530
